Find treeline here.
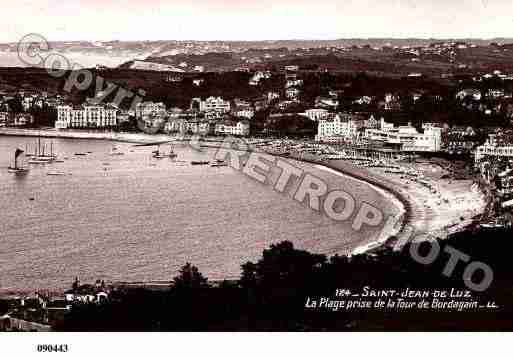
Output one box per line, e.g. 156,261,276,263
2,68,512,131
56,228,513,331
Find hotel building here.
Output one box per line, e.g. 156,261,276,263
315,113,365,142
364,119,443,152
55,105,118,129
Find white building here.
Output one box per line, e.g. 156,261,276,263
475,134,513,163
135,101,166,119
55,105,117,129
304,108,330,121
215,120,250,136
267,92,280,103
285,87,300,100
249,71,271,85
365,121,442,152
13,113,34,126
285,79,303,88
191,97,231,113
456,89,482,101
316,113,364,142
315,96,339,109
233,107,255,119
183,120,214,135
284,65,299,72
0,112,9,126
486,89,505,99
353,96,373,105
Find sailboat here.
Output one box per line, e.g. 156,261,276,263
152,145,166,159
8,148,29,174
28,136,57,163
168,143,177,159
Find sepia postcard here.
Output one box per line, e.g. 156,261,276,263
1,0,513,356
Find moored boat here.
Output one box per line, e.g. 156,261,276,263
27,137,57,163
211,159,228,167
152,144,177,159
110,145,124,156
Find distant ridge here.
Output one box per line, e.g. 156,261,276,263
1,38,513,70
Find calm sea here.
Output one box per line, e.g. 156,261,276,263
0,136,399,292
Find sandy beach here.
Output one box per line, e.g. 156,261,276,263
323,158,487,246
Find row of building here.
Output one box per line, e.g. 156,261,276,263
55,98,251,136
315,113,443,152
0,112,35,127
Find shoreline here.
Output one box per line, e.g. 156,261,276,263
0,129,486,295
3,127,481,247
314,162,408,253
323,158,487,246
0,127,179,144
264,150,486,253
288,156,410,253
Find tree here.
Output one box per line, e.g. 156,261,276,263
240,261,257,289
254,241,326,287
173,262,209,289
31,105,57,127
7,96,23,113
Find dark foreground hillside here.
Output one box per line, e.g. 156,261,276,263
55,228,513,331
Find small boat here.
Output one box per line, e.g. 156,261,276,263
47,171,66,176
191,161,210,166
152,144,176,159
152,145,166,159
110,145,124,156
74,153,88,156
8,167,29,174
28,158,52,164
211,160,228,167
8,148,29,174
168,144,178,159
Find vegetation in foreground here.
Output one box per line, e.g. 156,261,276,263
55,227,513,331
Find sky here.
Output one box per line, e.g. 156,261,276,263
1,0,512,42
